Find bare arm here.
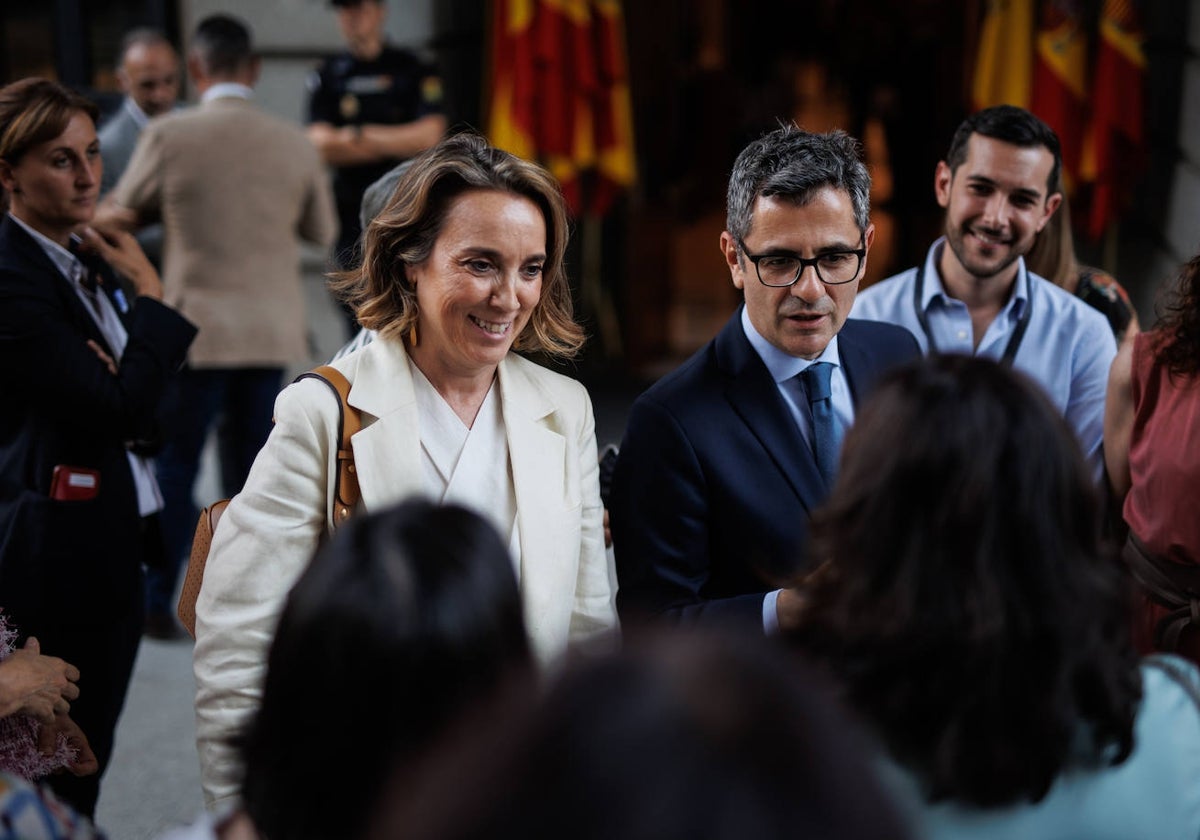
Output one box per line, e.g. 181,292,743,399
307,114,447,167
1104,339,1135,500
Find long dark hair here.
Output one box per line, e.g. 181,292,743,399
378,630,913,840
1155,251,1200,378
792,355,1140,806
238,499,533,840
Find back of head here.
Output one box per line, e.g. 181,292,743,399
239,498,533,840
725,124,871,243
794,354,1139,806
0,78,99,212
190,14,253,78
384,629,913,840
359,160,414,231
945,104,1062,194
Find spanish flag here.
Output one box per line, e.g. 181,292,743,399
1080,0,1146,241
488,0,636,217
1032,1,1088,194
972,0,1034,111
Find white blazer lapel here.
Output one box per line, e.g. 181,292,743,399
499,356,577,658
341,339,425,510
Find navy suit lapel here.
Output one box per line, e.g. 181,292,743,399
715,309,827,513
2,218,117,353
837,320,888,407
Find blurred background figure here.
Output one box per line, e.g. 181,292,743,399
1026,196,1139,347
382,629,912,840
193,130,616,807
99,13,337,641
1105,250,1200,666
329,157,412,362
163,499,533,840
791,354,1200,838
306,0,446,336
852,106,1116,483
0,77,196,815
97,27,181,275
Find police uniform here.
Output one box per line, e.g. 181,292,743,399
307,45,443,268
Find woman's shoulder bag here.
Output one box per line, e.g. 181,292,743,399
175,365,361,638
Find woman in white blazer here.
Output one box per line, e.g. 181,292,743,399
193,131,618,807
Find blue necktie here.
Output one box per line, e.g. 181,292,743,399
799,362,842,489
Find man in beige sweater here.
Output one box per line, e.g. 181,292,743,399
101,13,337,641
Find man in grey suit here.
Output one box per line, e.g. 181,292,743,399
99,14,338,640
98,28,180,270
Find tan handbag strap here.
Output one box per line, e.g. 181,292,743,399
297,365,361,527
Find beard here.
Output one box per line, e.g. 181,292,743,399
944,222,1025,281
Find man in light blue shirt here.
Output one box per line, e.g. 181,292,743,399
852,105,1115,478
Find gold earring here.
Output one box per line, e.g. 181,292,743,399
408,323,419,347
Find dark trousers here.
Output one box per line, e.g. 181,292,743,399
146,367,282,619
40,560,145,818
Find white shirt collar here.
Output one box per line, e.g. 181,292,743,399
123,97,151,129
740,304,840,383
201,83,254,104
923,236,1031,312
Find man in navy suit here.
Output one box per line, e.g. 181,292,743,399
611,126,919,634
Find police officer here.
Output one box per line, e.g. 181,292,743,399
307,0,447,330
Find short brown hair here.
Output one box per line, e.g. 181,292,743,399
331,130,585,359
0,77,98,165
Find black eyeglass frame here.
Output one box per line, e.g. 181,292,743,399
737,238,867,287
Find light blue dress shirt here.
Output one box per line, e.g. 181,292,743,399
852,238,1116,479
740,306,853,633
880,655,1200,840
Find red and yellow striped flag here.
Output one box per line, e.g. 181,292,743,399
972,0,1034,111
1080,0,1146,241
488,0,636,216
1032,0,1088,194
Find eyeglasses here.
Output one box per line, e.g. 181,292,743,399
737,239,866,287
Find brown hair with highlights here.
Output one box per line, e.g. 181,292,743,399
330,130,584,359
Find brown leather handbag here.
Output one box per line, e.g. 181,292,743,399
176,365,362,637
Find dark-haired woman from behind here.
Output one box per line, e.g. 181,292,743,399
162,498,534,840
791,354,1200,839
1105,251,1200,665
376,629,913,840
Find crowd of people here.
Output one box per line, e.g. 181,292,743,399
0,4,1198,839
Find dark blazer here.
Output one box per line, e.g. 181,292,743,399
0,215,196,619
610,307,919,629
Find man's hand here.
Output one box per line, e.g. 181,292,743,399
774,587,808,633
78,223,163,300
86,339,118,375
0,637,80,724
